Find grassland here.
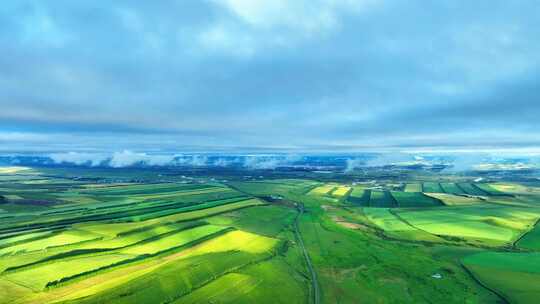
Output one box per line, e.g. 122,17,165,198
463,252,540,303
458,183,489,196
369,190,396,207
0,169,309,304
422,182,444,193
517,221,540,250
425,193,485,206
363,208,416,232
404,183,422,192
298,203,500,303
307,185,336,196
395,205,540,245
391,191,442,207
439,182,466,195
330,186,351,197
347,187,370,206
1,166,539,303
475,183,509,196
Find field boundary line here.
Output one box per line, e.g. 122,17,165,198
41,228,235,289
511,217,540,249
387,209,440,238
460,262,510,304
164,249,281,304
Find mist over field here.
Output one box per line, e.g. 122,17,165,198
1,150,538,175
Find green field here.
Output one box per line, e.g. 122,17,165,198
5,253,135,290
474,183,509,196
458,183,489,196
463,252,540,304
347,187,370,206
1,166,540,303
422,182,443,193
439,182,466,195
369,190,396,207
517,222,540,250
364,208,416,232
425,193,485,205
404,183,422,192
391,191,442,207
395,205,540,245
307,184,335,196
330,186,351,197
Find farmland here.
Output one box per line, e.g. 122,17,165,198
463,252,540,303
0,166,539,303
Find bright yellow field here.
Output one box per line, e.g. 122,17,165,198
490,183,540,194
183,230,278,257
0,167,31,174
332,186,351,197
425,193,484,205
173,273,259,304
0,230,101,256
308,185,336,196
4,253,134,291
120,225,227,255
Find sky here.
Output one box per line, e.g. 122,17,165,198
1,0,540,154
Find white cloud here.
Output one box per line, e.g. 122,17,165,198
213,157,233,166
49,152,108,166
19,6,72,47
174,154,209,167
243,156,280,169
2,1,540,152
198,25,256,57
109,150,175,167
243,154,300,169
365,153,414,167
345,158,363,172
200,0,376,55
218,0,371,33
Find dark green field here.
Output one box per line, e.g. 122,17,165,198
0,167,539,304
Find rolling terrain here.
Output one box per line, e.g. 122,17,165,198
0,167,539,303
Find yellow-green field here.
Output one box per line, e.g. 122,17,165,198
308,184,336,196
1,167,540,304
331,186,351,197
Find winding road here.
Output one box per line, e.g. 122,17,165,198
224,183,321,304
294,203,321,304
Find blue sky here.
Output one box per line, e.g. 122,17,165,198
1,0,539,153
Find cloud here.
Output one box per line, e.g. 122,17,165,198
52,150,176,168
41,152,303,169
212,157,234,167
49,150,176,167
173,155,209,167
49,152,108,166
243,157,281,169
242,154,301,169
345,158,364,172
365,153,415,167
109,150,175,167
190,155,209,166
0,1,539,153
200,0,376,56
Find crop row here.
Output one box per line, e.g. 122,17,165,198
0,192,248,234
405,182,508,196
348,190,442,208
